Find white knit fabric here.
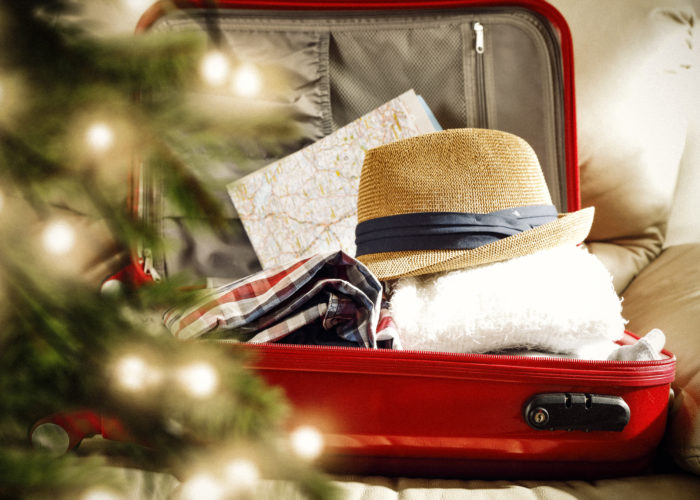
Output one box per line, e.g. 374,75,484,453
389,245,626,356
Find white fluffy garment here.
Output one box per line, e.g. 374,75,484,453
389,245,626,356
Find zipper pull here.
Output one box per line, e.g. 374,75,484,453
143,248,162,281
473,22,484,54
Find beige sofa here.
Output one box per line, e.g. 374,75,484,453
72,0,700,497
566,0,700,481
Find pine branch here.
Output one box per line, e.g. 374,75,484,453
0,2,335,497
0,449,124,500
0,127,66,187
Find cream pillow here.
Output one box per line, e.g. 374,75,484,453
550,0,699,293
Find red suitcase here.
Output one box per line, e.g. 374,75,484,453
39,0,676,480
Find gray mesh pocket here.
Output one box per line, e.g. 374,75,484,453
329,26,468,130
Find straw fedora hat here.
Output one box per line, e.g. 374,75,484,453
354,128,594,281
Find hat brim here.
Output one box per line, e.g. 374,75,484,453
357,207,595,281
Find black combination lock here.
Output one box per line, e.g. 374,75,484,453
523,393,630,432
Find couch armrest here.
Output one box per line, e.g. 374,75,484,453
586,231,664,294
622,243,700,475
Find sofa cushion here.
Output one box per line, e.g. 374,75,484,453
550,0,698,293
85,468,700,499
328,474,700,499
622,243,700,474
666,118,700,247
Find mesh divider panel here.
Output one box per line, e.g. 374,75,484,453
329,26,468,131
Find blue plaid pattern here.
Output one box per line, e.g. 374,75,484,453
163,251,400,348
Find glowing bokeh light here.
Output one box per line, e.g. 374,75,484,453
42,221,76,255
82,489,123,500
85,122,114,153
290,425,324,461
177,362,219,398
123,0,152,11
232,64,262,97
200,51,230,86
180,474,224,500
115,355,160,392
0,189,4,214
224,458,260,491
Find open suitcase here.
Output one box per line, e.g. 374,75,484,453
36,0,677,480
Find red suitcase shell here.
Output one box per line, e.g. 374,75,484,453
98,0,676,479
249,340,674,478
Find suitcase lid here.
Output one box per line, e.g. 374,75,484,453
134,0,580,282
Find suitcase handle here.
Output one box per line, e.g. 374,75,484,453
523,393,630,432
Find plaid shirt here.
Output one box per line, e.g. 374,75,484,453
163,251,400,349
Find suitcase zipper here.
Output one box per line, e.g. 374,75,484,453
236,340,674,365
210,340,675,385
473,21,488,128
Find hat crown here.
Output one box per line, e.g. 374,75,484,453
357,128,552,223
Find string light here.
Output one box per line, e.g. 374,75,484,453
82,489,123,500
232,64,262,97
201,51,230,87
289,425,324,461
42,221,76,255
224,458,260,492
123,0,152,11
180,473,224,500
114,355,160,392
85,122,114,153
177,362,219,398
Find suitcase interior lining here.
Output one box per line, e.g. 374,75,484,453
148,8,566,282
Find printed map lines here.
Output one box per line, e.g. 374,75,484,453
228,90,435,269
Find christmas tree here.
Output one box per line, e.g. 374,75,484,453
0,1,336,498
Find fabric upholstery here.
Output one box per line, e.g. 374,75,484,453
667,117,700,246
550,0,700,481
622,244,700,475
329,475,700,499
551,0,699,293
111,471,700,500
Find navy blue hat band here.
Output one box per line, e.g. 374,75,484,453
354,205,558,256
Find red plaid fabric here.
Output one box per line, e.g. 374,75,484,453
163,251,400,349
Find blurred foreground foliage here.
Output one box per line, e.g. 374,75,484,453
0,2,335,499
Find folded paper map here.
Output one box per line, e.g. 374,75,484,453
227,90,440,269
